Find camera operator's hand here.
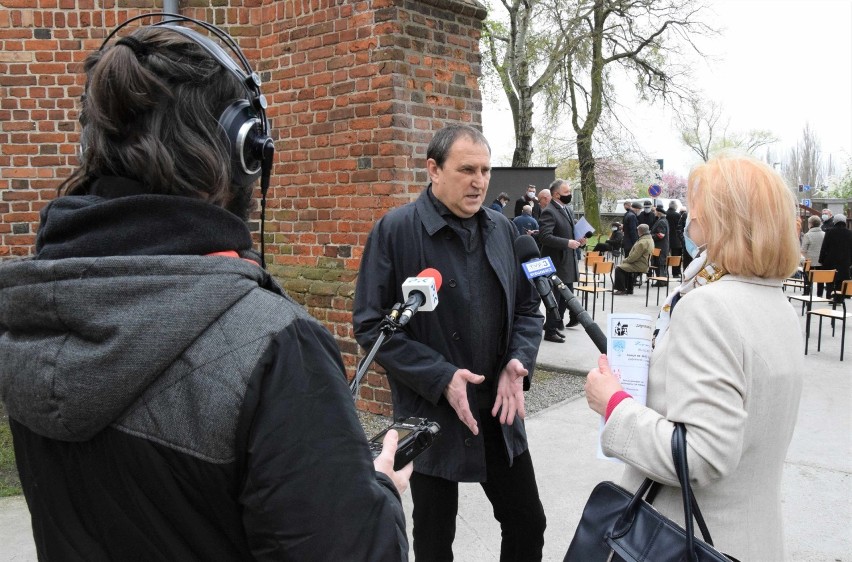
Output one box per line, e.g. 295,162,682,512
491,358,527,425
444,369,485,435
373,429,414,495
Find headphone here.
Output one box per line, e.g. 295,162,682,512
98,13,275,194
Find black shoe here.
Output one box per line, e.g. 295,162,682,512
554,329,566,338
544,331,565,343
566,318,580,328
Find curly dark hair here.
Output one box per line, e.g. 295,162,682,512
61,26,253,219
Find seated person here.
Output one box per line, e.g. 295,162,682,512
612,223,654,295
593,222,624,254
513,204,540,236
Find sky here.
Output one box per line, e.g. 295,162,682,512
481,0,852,180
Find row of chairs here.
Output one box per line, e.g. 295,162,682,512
574,251,683,319
788,268,851,361
578,252,850,361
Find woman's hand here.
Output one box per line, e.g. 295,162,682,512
585,354,625,416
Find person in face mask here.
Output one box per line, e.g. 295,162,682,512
820,208,834,232
584,155,804,562
637,199,656,228
490,191,510,213
514,184,540,218
538,178,586,341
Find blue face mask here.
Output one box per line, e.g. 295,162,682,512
683,214,704,258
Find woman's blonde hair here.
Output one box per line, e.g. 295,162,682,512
687,154,800,278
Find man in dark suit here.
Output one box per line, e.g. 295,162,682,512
665,201,682,277
622,201,640,257
539,178,587,343
650,204,670,283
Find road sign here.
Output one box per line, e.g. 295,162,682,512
803,185,811,191
648,184,662,197
802,199,811,207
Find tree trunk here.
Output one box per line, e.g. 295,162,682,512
576,131,601,232
512,92,535,167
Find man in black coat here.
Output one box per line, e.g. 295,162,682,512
514,185,540,218
678,209,692,271
650,204,670,283
353,125,546,561
539,178,587,342
666,201,683,277
622,201,641,257
819,213,852,302
637,199,656,228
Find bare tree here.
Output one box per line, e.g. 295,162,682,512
677,98,724,162
785,123,823,192
676,97,777,162
482,1,588,167
560,0,713,229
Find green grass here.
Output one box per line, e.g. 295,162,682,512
0,403,22,496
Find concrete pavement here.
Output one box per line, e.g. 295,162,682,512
1,279,850,561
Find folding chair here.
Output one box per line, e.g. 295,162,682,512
805,280,852,361
643,249,669,307
579,254,604,285
788,269,835,316
783,259,810,293
574,260,614,320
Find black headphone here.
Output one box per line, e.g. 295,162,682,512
99,13,275,194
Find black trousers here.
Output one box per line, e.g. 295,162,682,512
544,282,574,331
670,247,682,277
613,266,636,293
409,413,546,561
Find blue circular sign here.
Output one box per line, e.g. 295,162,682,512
649,184,662,197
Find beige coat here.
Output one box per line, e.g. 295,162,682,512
602,276,803,561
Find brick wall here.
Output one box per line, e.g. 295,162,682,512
0,0,486,415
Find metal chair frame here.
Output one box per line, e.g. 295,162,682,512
805,280,851,361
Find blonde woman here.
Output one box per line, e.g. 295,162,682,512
584,155,804,561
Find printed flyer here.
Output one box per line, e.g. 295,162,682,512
597,313,653,461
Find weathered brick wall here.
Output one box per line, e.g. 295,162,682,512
0,0,486,415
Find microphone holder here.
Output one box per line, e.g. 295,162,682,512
350,303,405,400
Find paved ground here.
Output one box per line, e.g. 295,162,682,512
1,276,850,561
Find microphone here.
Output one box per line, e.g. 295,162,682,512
399,268,442,326
548,273,608,353
513,235,559,318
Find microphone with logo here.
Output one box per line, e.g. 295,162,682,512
513,235,607,353
514,235,560,318
352,267,443,399
398,268,442,326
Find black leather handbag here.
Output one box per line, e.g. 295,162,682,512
564,423,741,562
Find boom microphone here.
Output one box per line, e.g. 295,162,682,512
399,268,442,326
548,274,608,353
513,235,559,318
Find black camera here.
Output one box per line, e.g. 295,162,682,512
369,417,441,471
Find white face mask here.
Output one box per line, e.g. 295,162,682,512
527,191,536,199
821,214,829,221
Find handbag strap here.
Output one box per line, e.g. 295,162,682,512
672,423,716,560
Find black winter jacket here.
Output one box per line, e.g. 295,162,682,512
0,181,407,561
352,188,543,482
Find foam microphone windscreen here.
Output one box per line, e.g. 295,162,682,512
513,234,541,263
